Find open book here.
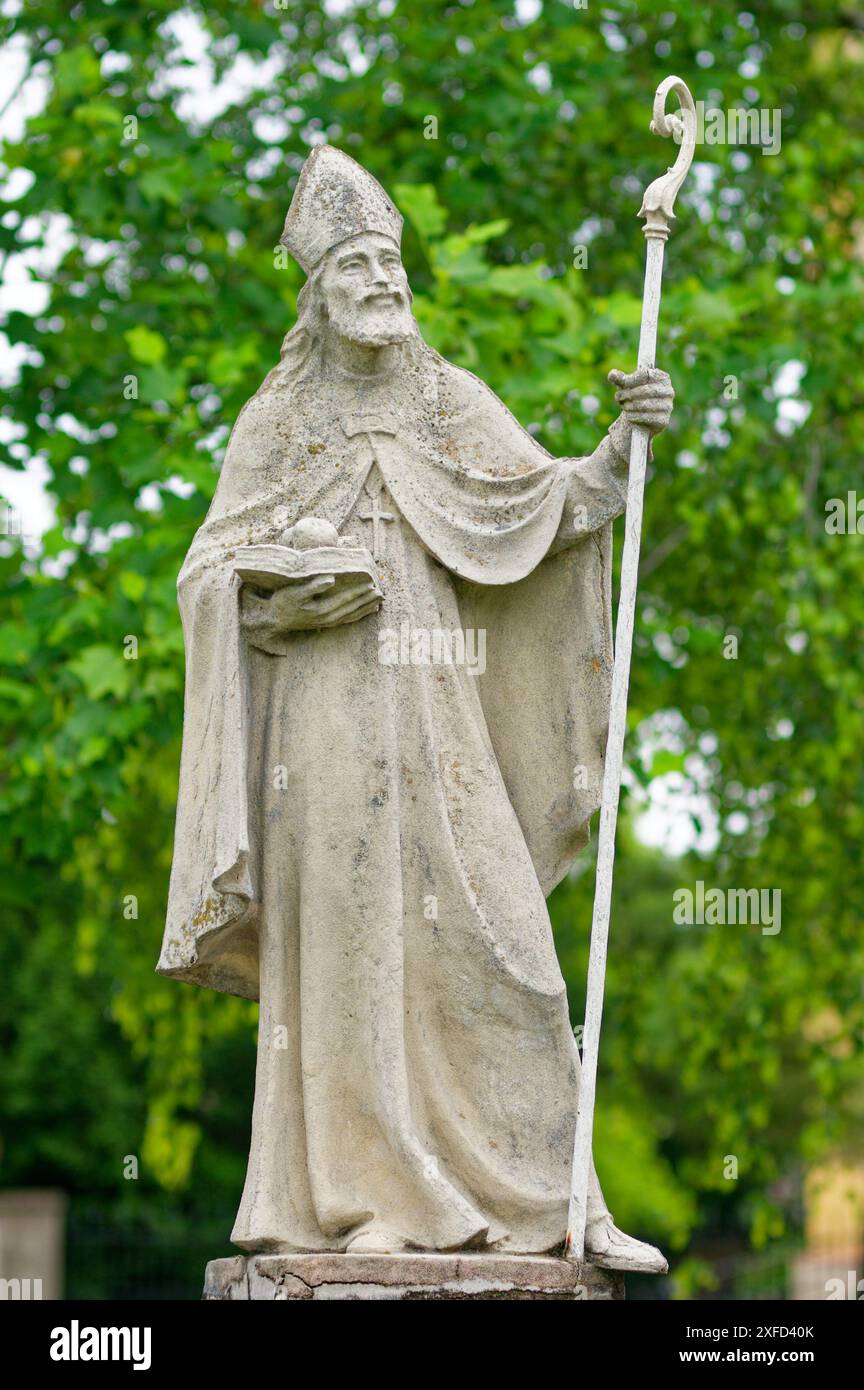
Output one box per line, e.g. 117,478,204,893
232,543,382,596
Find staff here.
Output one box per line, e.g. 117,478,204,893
565,75,697,1262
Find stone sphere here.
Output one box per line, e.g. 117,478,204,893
283,517,340,550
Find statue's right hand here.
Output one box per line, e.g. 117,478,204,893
240,574,381,639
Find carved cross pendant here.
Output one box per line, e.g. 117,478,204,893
358,486,394,560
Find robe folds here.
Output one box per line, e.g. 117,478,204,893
157,338,629,1252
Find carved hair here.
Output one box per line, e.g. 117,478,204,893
277,261,329,376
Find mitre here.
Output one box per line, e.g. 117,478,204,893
280,144,403,273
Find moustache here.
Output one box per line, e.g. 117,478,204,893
360,289,406,308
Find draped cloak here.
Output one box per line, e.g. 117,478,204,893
157,338,630,1252
158,343,625,997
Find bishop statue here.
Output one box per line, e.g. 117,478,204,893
158,146,674,1274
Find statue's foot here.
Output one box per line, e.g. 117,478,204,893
345,1225,408,1254
584,1215,668,1274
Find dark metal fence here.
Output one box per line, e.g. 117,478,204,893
65,1198,236,1301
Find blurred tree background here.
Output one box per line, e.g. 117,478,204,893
1,0,862,1298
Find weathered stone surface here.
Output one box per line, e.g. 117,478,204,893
202,1254,624,1302
159,144,674,1275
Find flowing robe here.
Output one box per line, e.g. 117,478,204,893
157,341,631,1252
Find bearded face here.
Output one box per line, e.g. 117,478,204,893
318,232,415,347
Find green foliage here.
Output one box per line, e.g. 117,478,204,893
1,0,862,1275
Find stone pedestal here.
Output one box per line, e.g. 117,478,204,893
203,1252,624,1301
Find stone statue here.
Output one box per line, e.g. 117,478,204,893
157,146,674,1282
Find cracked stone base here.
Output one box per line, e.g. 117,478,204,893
202,1253,624,1301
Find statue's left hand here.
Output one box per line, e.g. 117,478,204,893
608,366,674,437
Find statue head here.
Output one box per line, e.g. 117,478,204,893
309,231,414,348
277,145,418,368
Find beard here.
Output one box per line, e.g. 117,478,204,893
326,291,416,347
